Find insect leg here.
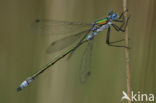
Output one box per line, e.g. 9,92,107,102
112,16,130,32
106,27,127,48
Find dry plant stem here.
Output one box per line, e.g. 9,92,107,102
123,0,131,103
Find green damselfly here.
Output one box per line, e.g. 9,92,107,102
17,10,130,92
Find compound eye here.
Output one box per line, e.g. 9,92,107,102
112,14,117,18
112,14,119,19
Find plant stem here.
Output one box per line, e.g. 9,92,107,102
123,0,131,103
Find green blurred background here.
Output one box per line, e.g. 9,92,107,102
0,0,155,103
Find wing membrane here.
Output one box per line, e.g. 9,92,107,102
31,19,91,35
80,39,94,83
46,30,90,53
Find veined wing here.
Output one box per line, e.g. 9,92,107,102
80,39,94,83
31,19,91,35
46,30,90,54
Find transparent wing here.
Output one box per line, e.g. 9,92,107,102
31,19,91,35
80,39,94,83
46,30,90,53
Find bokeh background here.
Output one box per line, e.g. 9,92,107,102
0,0,155,103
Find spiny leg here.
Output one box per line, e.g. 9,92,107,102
112,16,130,32
106,27,127,48
106,10,130,48
112,23,125,32
106,25,128,44
110,16,130,47
112,9,130,32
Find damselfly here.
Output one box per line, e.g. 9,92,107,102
17,10,130,92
